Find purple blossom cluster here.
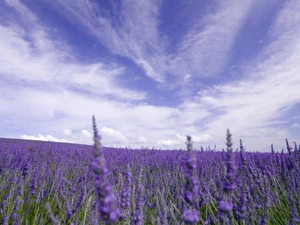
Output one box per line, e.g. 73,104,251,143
120,164,132,220
131,168,144,225
217,130,237,224
91,116,121,224
182,136,200,224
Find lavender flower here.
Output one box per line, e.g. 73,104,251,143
74,190,85,211
131,168,144,225
239,139,245,152
17,180,23,196
182,136,200,224
45,202,61,225
157,188,168,225
91,116,121,224
218,129,236,224
30,172,38,195
11,213,20,225
22,162,29,179
286,139,293,155
235,190,247,223
65,199,74,221
223,130,236,193
260,174,271,224
120,164,132,220
288,183,300,225
2,215,9,225
271,143,275,154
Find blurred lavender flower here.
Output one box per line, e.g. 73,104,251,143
45,202,60,225
223,130,236,193
286,139,292,155
120,164,132,220
260,174,271,224
2,215,9,225
30,172,38,195
234,180,249,224
239,139,245,152
271,143,275,154
11,212,20,225
288,183,300,225
17,181,23,196
182,136,200,224
218,129,236,224
22,162,29,179
218,201,233,214
65,199,74,221
157,188,168,225
91,116,121,224
74,190,85,211
131,168,144,225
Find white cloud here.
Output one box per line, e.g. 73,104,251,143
176,134,213,142
175,0,300,151
36,0,259,94
81,130,92,138
157,139,181,146
47,0,167,83
21,134,68,143
183,74,191,82
0,1,146,101
138,137,147,143
170,0,255,78
157,133,213,147
126,104,180,129
137,137,147,143
100,126,128,143
21,129,96,145
64,129,72,136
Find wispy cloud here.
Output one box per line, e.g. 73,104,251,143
0,1,146,101
48,0,167,82
179,0,300,150
48,0,258,89
291,124,300,128
170,0,255,79
39,0,266,102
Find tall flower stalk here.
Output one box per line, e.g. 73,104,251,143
91,115,120,224
182,135,200,224
131,168,144,225
218,129,237,224
121,164,132,221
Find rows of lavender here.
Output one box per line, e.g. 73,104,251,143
0,119,299,224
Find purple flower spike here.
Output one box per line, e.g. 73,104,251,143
91,116,121,224
121,164,132,220
182,209,200,224
218,129,236,224
224,130,237,194
131,168,144,225
271,143,275,154
182,136,200,224
22,162,29,179
218,201,233,213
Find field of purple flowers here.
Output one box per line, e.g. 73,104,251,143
0,116,299,224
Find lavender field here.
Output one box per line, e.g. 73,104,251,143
0,118,299,225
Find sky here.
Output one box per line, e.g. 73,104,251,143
0,0,300,152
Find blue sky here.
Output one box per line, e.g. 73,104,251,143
1,0,300,152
